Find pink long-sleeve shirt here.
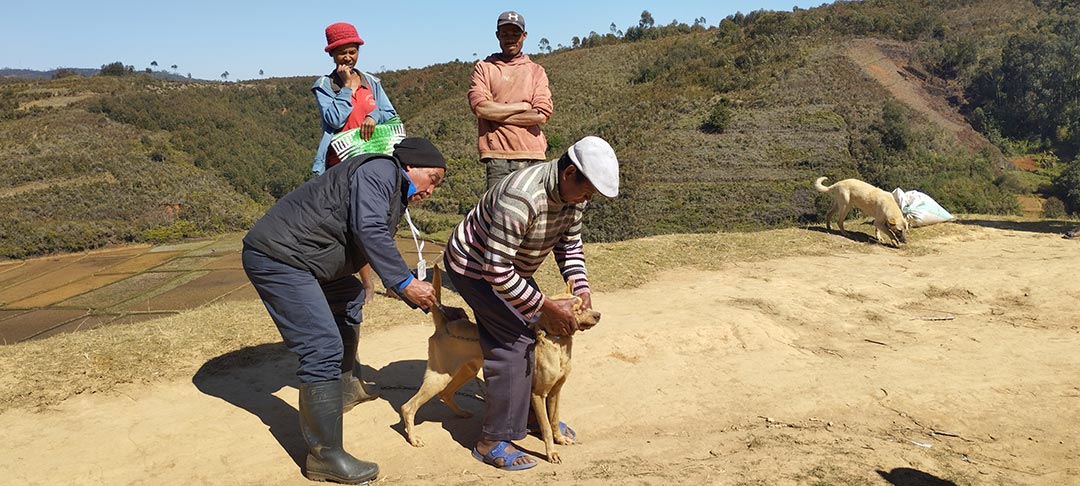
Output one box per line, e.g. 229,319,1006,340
467,53,553,161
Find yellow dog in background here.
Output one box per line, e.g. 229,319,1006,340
815,176,909,247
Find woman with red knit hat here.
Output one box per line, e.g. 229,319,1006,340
312,22,399,176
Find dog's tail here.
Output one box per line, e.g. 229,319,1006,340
431,262,448,331
813,176,831,193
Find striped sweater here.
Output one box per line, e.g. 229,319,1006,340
445,160,589,320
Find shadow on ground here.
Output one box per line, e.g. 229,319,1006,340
192,344,490,461
957,218,1077,236
802,225,877,244
877,467,957,486
192,343,305,467
374,358,485,451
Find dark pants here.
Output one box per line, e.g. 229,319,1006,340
444,256,536,442
483,158,543,190
242,244,366,383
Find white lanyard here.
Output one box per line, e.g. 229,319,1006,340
403,208,426,280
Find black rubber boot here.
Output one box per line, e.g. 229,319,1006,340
299,380,379,484
340,324,379,413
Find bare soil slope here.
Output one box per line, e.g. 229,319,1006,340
1,223,1078,485
845,38,1011,172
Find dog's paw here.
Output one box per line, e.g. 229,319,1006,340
407,436,426,448
547,450,561,464
555,435,575,446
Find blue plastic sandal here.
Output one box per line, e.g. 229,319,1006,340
471,441,537,471
528,421,576,441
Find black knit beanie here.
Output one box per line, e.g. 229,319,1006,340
393,137,446,169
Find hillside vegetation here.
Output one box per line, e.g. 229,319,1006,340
1,0,1077,257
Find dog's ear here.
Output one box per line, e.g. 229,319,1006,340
564,278,574,296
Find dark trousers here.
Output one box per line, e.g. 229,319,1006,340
242,244,366,383
445,256,536,442
483,158,543,190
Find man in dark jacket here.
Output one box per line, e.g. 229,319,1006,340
242,137,446,484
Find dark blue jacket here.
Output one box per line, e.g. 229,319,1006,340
243,154,412,288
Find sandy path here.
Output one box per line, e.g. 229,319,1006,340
2,224,1078,485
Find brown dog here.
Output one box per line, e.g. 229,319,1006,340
814,176,909,246
529,286,600,463
399,265,600,464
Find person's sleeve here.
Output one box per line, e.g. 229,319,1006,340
531,65,553,118
311,149,327,176
312,76,353,130
348,160,413,290
482,189,545,319
365,73,398,124
467,61,493,113
553,206,589,295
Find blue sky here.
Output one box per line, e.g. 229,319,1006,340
1,1,831,80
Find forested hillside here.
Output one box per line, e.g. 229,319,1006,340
1,0,1077,258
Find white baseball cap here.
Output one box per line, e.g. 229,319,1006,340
566,136,619,197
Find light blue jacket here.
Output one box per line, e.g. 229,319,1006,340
311,70,397,174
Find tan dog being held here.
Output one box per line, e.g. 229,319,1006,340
529,282,600,463
814,176,909,246
399,265,600,464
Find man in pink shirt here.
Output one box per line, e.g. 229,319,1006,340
468,10,554,189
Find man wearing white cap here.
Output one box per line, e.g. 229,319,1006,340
443,136,618,470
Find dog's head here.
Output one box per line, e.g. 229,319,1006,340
535,293,601,336
573,297,602,331
560,278,602,332
885,216,909,245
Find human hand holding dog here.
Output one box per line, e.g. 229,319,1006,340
540,296,577,336
401,279,436,311
577,292,592,312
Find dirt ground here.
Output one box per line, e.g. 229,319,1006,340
1,223,1078,486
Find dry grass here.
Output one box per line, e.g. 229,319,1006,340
728,297,781,316
923,284,978,301
0,221,984,412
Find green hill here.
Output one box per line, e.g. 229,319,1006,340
1,0,1077,258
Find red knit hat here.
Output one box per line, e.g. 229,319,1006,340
324,22,364,52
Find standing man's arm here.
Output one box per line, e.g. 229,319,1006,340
489,63,552,126
474,100,537,123
467,61,544,125
527,64,553,123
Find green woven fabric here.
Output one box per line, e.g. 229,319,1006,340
329,116,406,160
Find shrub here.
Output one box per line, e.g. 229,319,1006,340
1043,197,1066,218
98,61,134,77
921,173,1019,215
143,220,200,244
701,100,733,133
995,170,1053,195
1053,160,1080,213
